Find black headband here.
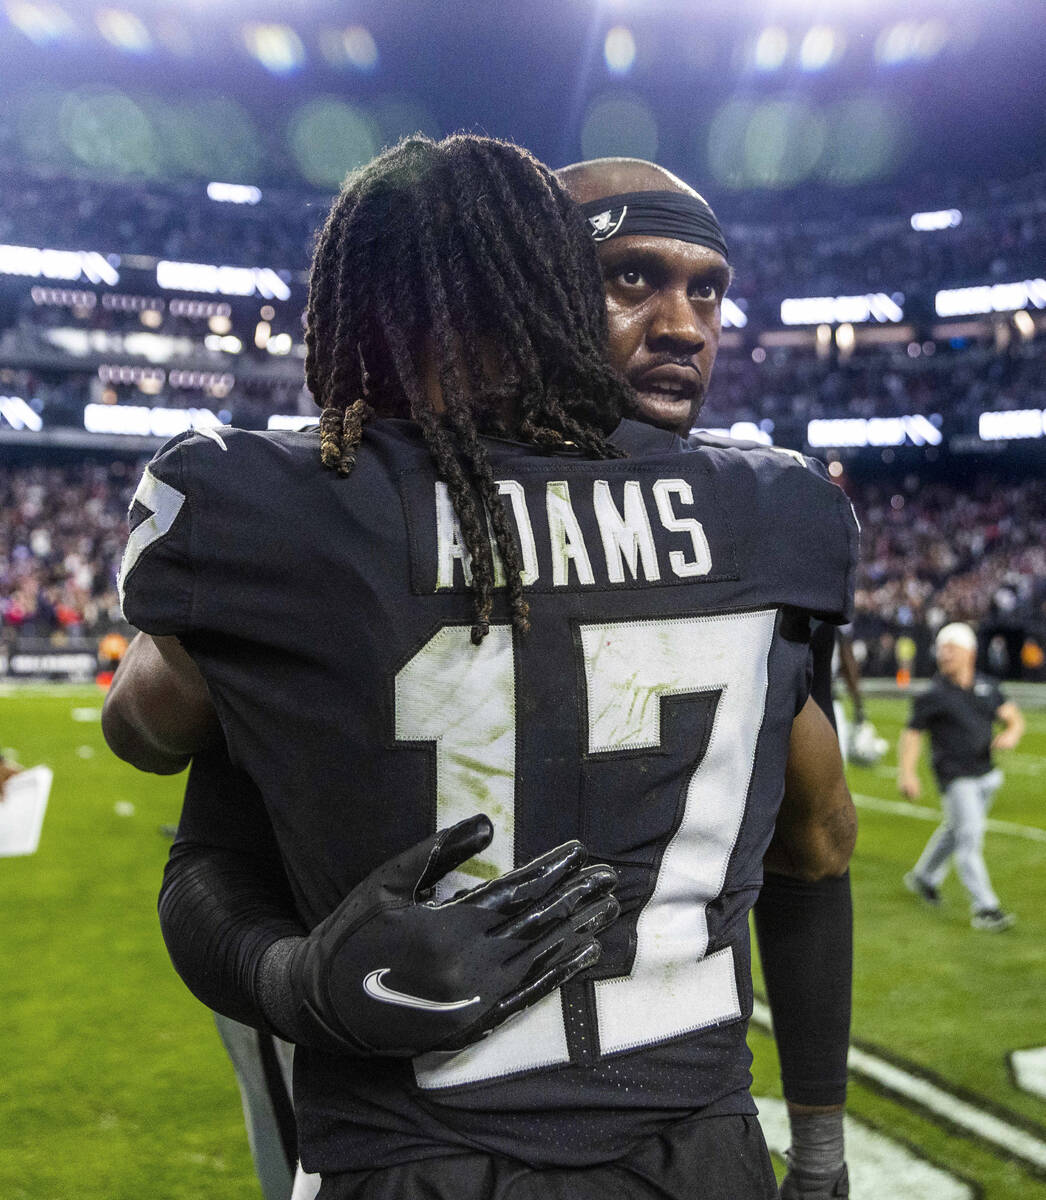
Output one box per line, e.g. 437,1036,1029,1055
578,190,729,261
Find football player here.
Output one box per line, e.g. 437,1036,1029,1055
105,136,858,1199
560,156,857,1200
143,153,855,1200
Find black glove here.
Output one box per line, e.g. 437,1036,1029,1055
269,814,619,1057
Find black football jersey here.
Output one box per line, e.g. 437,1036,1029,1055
121,416,857,1173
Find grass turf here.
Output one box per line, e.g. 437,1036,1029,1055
2,685,1044,1198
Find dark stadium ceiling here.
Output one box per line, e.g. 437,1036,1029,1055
0,0,1043,198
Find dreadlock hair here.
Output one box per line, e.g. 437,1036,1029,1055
305,133,635,643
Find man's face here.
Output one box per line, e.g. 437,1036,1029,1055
936,640,976,682
596,235,730,437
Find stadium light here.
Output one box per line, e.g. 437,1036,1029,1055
876,19,949,66
318,25,379,70
936,279,1046,317
31,286,96,309
911,209,961,231
799,25,842,72
752,27,788,72
242,22,305,74
268,414,316,431
156,260,291,301
781,293,903,325
204,334,243,354
722,298,748,329
693,421,774,446
807,415,942,449
1013,309,1036,339
5,0,76,46
0,395,43,432
604,26,636,73
978,409,1045,441
0,244,119,286
207,182,263,205
83,403,222,437
95,7,152,55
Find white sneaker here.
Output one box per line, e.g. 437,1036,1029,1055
971,908,1016,932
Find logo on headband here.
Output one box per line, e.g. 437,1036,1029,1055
587,205,628,242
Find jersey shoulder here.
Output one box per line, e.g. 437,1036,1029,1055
689,440,858,595
119,426,322,634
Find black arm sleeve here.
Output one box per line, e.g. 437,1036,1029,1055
753,869,853,1107
158,743,307,1031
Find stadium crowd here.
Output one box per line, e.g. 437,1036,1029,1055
2,457,1043,680
704,339,1046,428
3,166,1045,304
3,166,1045,435
2,163,1045,673
0,460,138,644
6,327,1044,434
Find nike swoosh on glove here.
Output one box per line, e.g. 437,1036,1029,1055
274,813,619,1057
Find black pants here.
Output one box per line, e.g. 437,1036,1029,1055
318,1112,777,1200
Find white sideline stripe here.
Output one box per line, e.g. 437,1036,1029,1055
853,792,1046,843
1012,1048,1046,1102
756,1095,972,1199
752,1001,1046,1172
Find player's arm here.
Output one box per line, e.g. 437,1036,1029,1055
158,743,308,1029
757,697,855,1198
102,632,219,774
764,695,856,881
992,700,1025,751
161,744,620,1057
897,726,924,798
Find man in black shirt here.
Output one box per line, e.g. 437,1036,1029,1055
899,622,1025,931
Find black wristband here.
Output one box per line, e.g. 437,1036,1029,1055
753,870,852,1107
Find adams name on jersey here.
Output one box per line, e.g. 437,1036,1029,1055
120,416,857,1174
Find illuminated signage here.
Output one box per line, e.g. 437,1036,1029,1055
30,287,97,309
156,260,291,301
978,409,1046,441
268,414,317,431
910,209,962,231
722,298,747,329
781,293,903,326
693,421,773,445
0,244,118,285
935,279,1046,317
807,415,942,448
207,182,262,205
84,404,222,437
0,396,43,431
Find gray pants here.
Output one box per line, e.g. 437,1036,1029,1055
913,768,1003,912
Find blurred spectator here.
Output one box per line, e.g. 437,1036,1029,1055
0,460,140,641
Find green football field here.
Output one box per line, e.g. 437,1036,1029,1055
1,685,1044,1199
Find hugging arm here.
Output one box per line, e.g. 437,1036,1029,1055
755,694,855,1194
102,633,218,774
